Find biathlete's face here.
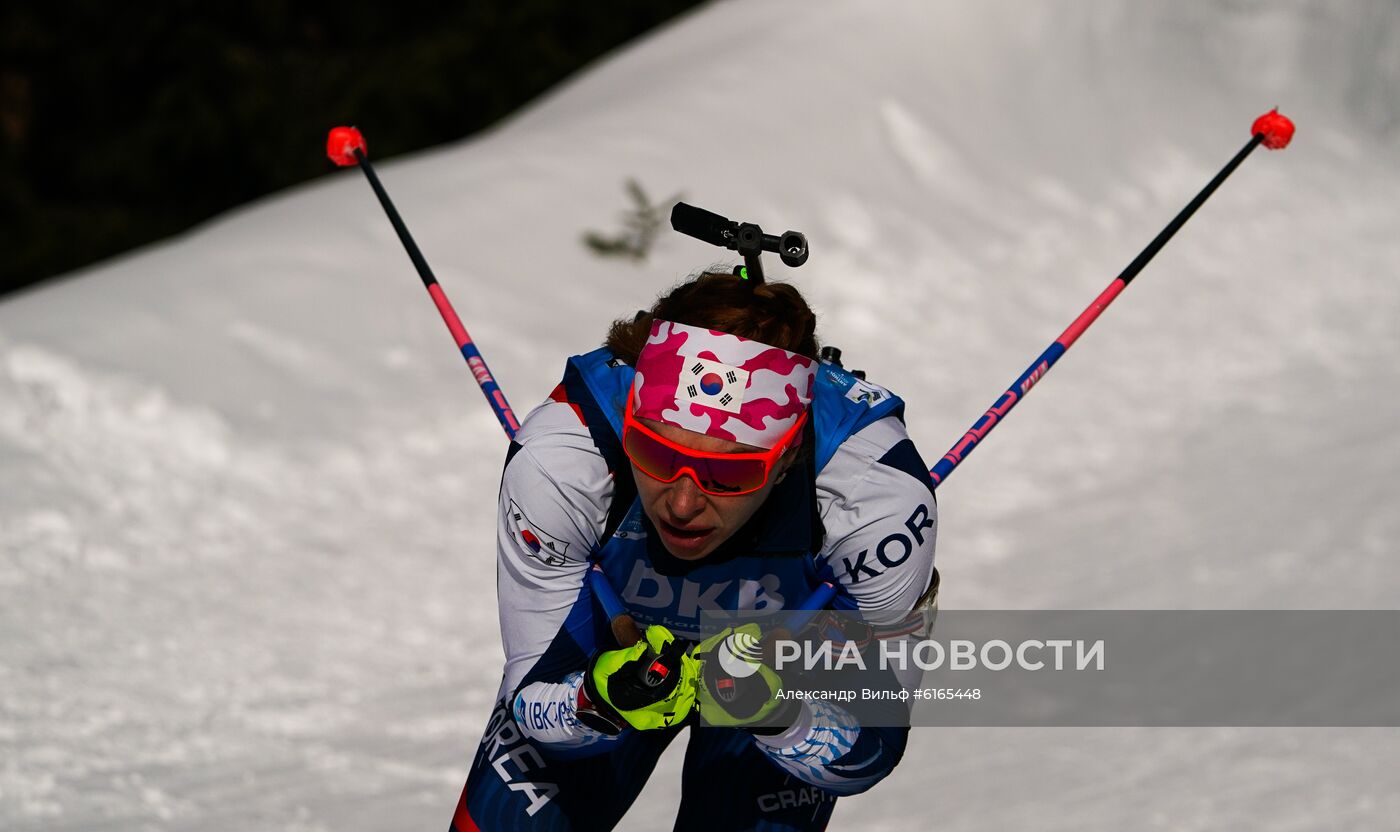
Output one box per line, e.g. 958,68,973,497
629,417,797,561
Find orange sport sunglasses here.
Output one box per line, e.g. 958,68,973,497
622,403,806,496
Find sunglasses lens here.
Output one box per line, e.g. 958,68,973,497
694,457,767,495
623,423,680,480
623,424,769,495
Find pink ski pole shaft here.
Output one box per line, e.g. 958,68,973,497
930,109,1294,487
327,126,521,439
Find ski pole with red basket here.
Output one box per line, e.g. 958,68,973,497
928,109,1295,487
327,126,521,439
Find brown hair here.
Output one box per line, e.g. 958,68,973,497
604,270,820,364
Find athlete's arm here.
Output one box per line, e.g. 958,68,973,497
494,399,620,752
755,414,938,794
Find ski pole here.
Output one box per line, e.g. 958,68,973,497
326,126,521,439
589,564,629,622
929,109,1295,487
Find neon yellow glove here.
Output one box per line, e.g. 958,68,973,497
690,623,790,728
581,625,700,732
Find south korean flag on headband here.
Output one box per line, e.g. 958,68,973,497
679,357,749,414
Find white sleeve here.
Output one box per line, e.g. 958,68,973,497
512,672,612,749
753,700,859,782
495,400,614,699
495,399,626,751
750,414,937,794
815,415,938,617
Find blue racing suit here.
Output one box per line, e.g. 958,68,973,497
452,348,938,831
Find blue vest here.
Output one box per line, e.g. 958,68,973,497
560,347,905,637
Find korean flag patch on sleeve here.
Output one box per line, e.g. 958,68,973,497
508,499,574,567
679,358,749,414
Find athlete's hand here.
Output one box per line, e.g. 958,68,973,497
581,625,699,732
690,624,792,728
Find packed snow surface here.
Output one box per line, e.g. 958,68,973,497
4,1,1399,828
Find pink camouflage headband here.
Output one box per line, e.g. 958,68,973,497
631,320,817,449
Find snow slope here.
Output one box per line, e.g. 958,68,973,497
3,0,1399,828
